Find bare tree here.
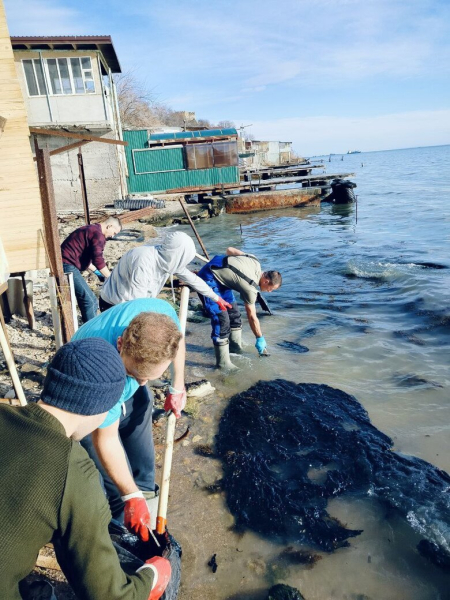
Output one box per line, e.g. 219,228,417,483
114,70,221,132
196,118,213,128
114,71,162,129
217,120,236,129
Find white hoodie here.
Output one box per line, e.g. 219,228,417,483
101,231,218,305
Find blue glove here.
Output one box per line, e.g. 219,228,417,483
94,269,105,282
255,336,267,354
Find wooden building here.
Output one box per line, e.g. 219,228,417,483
0,2,45,273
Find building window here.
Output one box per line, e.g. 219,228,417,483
22,57,95,96
185,144,214,170
22,59,46,96
185,141,238,170
212,141,238,167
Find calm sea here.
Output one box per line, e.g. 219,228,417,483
176,144,450,599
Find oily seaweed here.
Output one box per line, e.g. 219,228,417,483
216,380,450,568
277,341,309,353
268,584,305,600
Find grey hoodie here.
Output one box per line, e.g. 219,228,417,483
101,231,219,305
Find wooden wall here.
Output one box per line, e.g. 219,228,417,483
0,0,46,273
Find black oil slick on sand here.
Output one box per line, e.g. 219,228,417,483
215,380,450,574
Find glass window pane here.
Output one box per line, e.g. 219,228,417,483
70,58,84,94
194,144,214,169
33,60,46,95
47,59,61,94
57,58,72,94
213,141,238,167
81,57,92,69
84,78,95,93
185,145,196,169
23,60,38,96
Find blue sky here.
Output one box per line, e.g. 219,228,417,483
5,0,450,155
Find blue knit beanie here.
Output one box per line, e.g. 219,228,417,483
41,338,126,415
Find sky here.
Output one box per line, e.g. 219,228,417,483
4,0,450,155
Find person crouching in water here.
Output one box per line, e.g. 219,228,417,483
0,338,171,600
99,230,231,313
197,246,282,369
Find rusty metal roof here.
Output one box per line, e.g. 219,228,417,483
10,35,121,73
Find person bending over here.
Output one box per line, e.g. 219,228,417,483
61,216,122,322
100,231,230,313
0,338,170,600
197,246,282,369
73,298,184,540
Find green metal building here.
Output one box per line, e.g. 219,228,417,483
123,128,240,194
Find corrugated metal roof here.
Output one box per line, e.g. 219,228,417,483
10,35,121,73
149,128,237,141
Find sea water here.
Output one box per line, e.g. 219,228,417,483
176,144,450,599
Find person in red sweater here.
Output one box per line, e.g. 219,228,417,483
61,216,121,322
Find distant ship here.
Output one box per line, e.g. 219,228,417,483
347,150,361,154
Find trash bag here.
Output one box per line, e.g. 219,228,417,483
109,520,182,600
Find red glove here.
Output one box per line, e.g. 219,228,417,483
164,386,187,419
216,297,232,311
123,496,151,541
139,556,172,600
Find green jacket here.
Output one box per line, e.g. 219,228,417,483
0,403,154,600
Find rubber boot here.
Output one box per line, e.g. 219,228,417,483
229,327,243,354
143,485,159,531
214,341,238,370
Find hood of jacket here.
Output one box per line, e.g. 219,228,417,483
154,231,196,275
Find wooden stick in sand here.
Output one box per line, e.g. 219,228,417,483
156,285,190,535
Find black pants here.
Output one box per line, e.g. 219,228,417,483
81,385,155,520
99,295,115,312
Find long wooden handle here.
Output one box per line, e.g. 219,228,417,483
195,253,208,263
156,285,190,534
0,317,27,406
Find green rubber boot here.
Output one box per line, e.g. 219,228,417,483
214,341,238,370
229,327,243,354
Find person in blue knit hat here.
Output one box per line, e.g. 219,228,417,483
0,338,171,600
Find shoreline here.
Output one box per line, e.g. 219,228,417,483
0,214,242,599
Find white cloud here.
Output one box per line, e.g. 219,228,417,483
4,0,86,35
236,109,450,156
132,0,450,89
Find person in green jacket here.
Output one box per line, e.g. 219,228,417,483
0,338,171,600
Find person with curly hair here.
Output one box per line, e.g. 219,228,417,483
72,298,184,542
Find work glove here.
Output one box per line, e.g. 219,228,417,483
215,297,232,312
255,336,267,355
93,269,105,282
123,493,152,541
138,556,172,600
164,386,187,419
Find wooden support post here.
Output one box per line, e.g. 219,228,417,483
178,199,210,260
20,273,35,329
48,275,63,350
77,148,90,225
35,142,74,343
66,272,78,333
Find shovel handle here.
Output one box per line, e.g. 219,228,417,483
156,285,190,534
